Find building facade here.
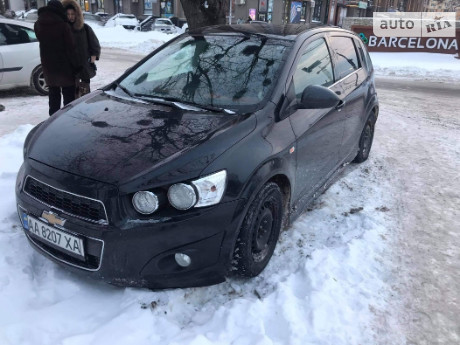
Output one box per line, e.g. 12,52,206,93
424,0,460,11
27,0,185,17
6,0,456,24
102,0,185,19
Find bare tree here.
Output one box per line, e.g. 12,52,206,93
180,0,228,30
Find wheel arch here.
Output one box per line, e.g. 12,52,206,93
369,104,378,123
221,159,294,273
238,158,294,222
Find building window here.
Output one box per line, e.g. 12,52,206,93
313,0,323,22
144,0,153,14
160,0,173,18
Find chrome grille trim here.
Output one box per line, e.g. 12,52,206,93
23,175,109,225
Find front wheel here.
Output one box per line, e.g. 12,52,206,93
32,65,48,95
353,118,375,163
232,182,283,277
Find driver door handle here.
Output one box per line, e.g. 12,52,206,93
335,100,346,111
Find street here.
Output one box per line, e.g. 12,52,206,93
375,76,460,344
0,48,459,344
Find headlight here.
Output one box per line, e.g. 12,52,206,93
168,183,197,210
192,170,227,207
132,191,159,214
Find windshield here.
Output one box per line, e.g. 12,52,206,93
118,35,293,112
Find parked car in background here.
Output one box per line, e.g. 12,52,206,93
23,9,38,22
137,15,157,31
105,13,138,30
83,12,104,27
14,10,26,19
95,12,110,18
2,10,16,19
0,18,47,94
95,12,110,23
16,24,378,289
151,18,176,34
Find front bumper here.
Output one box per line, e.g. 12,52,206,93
15,160,244,289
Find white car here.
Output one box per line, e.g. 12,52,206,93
151,18,177,34
104,13,139,30
0,18,47,94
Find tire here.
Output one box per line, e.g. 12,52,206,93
32,66,49,95
353,118,375,163
233,182,283,277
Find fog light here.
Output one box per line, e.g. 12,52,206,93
175,253,191,267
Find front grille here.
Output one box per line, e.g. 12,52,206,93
24,176,108,224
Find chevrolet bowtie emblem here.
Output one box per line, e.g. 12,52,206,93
42,211,66,226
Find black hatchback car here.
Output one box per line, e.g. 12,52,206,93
16,24,378,288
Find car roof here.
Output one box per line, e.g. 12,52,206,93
189,23,346,40
0,18,35,29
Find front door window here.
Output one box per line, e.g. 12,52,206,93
292,38,334,100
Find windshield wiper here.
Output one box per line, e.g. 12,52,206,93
134,94,236,115
113,82,134,98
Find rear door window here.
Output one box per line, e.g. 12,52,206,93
329,36,360,80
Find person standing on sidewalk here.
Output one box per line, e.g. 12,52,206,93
34,0,80,115
63,0,101,97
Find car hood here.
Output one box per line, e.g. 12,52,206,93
28,91,254,187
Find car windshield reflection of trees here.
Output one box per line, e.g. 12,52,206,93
119,35,292,112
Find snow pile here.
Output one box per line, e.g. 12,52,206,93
0,126,402,344
370,52,460,82
93,26,177,54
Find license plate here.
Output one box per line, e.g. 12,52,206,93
26,215,85,258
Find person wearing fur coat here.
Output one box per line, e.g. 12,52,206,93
63,0,101,97
34,0,80,115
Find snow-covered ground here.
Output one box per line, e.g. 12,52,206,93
91,26,178,55
0,27,459,344
0,124,403,345
370,52,460,82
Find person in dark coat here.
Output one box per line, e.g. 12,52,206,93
63,0,101,97
34,0,80,115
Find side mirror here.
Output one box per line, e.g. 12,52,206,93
300,85,340,109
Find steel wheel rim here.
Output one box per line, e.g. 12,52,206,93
251,201,276,262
